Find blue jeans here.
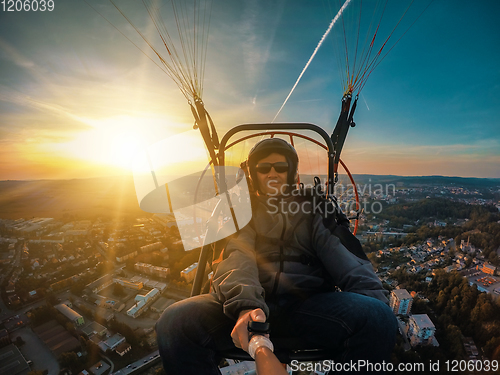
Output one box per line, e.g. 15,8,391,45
156,292,397,374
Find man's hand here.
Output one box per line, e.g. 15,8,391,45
231,308,266,352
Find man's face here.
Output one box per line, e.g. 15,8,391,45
255,153,288,196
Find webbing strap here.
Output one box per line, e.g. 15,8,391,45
257,253,317,266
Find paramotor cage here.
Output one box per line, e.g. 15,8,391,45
191,122,360,298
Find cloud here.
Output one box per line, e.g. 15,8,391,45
234,0,285,93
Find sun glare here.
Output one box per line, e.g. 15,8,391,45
52,115,190,171
109,132,145,168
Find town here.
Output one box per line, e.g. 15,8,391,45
0,176,499,375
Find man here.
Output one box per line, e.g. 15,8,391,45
156,138,397,374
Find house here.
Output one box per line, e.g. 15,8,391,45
389,289,413,316
82,321,108,338
100,333,125,351
55,303,84,326
115,342,132,356
89,361,110,375
407,314,438,347
181,262,198,283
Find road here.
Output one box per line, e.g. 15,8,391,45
0,289,13,320
113,350,161,375
101,354,114,374
0,240,22,320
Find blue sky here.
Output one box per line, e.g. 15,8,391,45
0,0,499,179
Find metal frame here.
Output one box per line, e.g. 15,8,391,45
191,123,335,297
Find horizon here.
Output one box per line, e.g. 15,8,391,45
2,173,500,183
1,0,499,180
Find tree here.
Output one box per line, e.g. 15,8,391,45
70,281,86,295
113,282,126,297
85,340,101,365
59,352,79,371
45,291,58,306
445,325,464,359
484,337,500,360
65,322,75,333
109,319,139,345
154,368,166,375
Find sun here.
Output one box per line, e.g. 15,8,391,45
108,131,145,169
52,115,180,171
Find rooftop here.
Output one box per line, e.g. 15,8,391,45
411,314,435,329
0,344,30,375
392,289,412,300
55,303,83,321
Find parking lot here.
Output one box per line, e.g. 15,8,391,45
464,270,500,296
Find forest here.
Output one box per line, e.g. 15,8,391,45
390,269,500,365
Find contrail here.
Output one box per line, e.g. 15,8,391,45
272,0,353,122
362,93,370,111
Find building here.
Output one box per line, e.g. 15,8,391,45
86,274,115,294
115,250,138,263
389,289,413,316
115,342,132,356
89,360,110,375
33,320,81,357
127,288,160,318
98,333,125,352
0,344,30,375
82,321,108,338
8,217,54,235
407,314,437,347
135,288,160,302
150,297,176,313
114,278,143,290
135,262,170,279
0,329,11,348
95,308,114,322
144,280,167,291
55,303,85,326
139,242,165,253
64,229,88,239
463,337,480,361
127,300,146,318
153,213,178,228
181,262,198,283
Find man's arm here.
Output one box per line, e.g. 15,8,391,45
231,308,266,351
232,309,287,375
212,224,270,320
312,215,389,303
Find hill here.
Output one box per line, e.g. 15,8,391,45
0,174,498,220
0,176,143,220
351,174,500,188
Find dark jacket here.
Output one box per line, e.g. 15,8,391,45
212,195,388,320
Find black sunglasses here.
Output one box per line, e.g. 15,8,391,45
255,162,289,174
